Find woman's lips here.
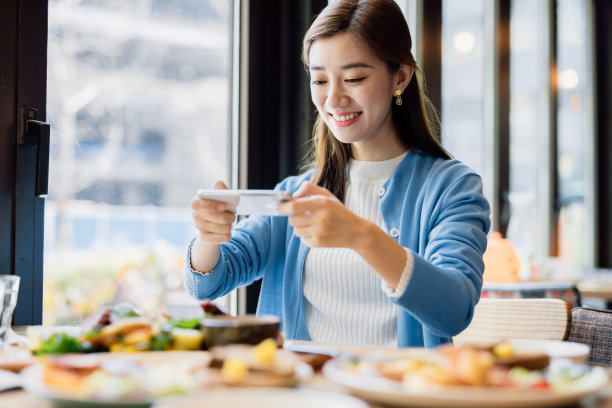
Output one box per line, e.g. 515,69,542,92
330,112,362,128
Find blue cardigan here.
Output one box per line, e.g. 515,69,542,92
184,150,490,347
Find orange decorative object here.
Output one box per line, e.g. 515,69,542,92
483,232,520,283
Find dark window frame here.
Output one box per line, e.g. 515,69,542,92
0,0,47,325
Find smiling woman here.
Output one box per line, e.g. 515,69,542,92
185,0,490,349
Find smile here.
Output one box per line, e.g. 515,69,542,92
330,112,362,127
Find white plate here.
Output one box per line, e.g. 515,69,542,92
21,364,153,408
457,339,591,363
20,351,314,408
283,340,403,357
153,388,369,408
323,358,609,408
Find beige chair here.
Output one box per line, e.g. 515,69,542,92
453,298,572,345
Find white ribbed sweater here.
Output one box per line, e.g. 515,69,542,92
303,152,410,347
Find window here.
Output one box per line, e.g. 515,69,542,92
394,0,418,58
556,0,594,267
441,0,487,192
508,0,550,277
442,0,598,273
44,0,234,324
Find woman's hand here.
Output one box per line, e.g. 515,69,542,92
277,181,370,249
278,181,407,289
191,181,236,244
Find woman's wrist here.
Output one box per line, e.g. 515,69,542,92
351,220,407,289
190,236,221,273
350,218,379,252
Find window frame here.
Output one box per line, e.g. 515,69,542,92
0,0,47,325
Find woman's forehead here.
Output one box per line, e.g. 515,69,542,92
308,32,382,69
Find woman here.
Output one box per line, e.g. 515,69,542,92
185,0,490,348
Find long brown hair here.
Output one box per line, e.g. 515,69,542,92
302,0,450,201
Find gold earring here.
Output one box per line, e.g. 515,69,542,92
395,89,402,106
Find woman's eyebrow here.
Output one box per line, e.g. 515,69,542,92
309,62,375,71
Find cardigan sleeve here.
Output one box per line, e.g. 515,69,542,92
388,170,490,338
183,215,273,301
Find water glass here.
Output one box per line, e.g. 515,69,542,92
0,275,20,350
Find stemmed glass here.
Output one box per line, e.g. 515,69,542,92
0,275,21,350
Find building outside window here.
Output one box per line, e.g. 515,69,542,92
44,0,234,324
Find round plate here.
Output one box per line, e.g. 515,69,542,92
323,358,609,408
20,364,154,408
154,388,369,408
503,339,590,363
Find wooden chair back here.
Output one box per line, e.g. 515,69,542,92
453,298,572,345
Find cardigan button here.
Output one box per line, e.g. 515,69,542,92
389,228,400,237
377,186,386,196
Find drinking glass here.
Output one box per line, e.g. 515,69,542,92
0,275,20,350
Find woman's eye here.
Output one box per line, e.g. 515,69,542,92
346,77,365,83
310,80,327,85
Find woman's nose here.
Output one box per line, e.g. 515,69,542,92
326,83,349,108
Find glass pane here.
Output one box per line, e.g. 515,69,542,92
394,0,418,59
441,0,486,178
45,0,233,324
556,0,589,267
507,0,548,277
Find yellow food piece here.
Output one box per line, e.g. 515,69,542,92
222,358,249,382
109,343,139,353
123,328,153,346
171,328,204,350
252,338,277,364
493,342,514,358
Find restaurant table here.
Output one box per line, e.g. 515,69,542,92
482,279,612,309
2,327,612,408
578,280,612,306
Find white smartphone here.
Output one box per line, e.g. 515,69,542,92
197,189,292,216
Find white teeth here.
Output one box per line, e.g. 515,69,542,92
333,113,359,122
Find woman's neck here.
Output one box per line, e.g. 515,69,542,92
351,139,408,161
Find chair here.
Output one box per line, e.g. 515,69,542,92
481,282,582,309
567,307,612,367
453,298,572,345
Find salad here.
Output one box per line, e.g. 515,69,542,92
32,301,225,355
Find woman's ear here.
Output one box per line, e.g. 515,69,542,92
395,64,415,93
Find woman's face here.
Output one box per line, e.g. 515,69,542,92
308,32,407,160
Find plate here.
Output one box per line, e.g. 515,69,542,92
504,339,590,363
21,364,154,408
153,388,369,408
21,350,314,408
283,340,399,357
323,358,609,408
20,352,212,408
457,339,590,363
0,349,36,372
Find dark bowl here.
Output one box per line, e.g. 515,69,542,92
199,314,281,348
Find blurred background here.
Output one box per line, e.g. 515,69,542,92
1,0,610,325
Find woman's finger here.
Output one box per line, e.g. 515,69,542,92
278,195,328,214
195,219,232,235
193,209,235,225
292,181,335,199
192,197,228,211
